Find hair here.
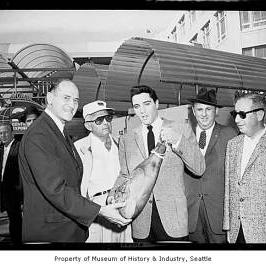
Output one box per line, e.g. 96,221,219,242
48,79,72,93
21,106,41,123
130,85,158,104
234,90,266,109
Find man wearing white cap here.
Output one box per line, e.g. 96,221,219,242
75,100,132,243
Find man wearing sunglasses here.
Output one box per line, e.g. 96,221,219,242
223,91,266,243
185,88,237,244
74,100,132,243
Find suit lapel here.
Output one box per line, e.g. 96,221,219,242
242,132,266,179
134,127,147,159
205,123,220,156
42,112,83,177
236,135,244,181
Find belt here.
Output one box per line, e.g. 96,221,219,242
93,189,111,197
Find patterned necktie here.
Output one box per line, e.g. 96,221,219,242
198,130,206,149
104,135,112,151
147,125,155,155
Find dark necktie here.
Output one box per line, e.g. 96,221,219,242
147,125,155,155
63,128,75,155
198,130,206,149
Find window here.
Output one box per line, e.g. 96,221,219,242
239,11,266,30
253,11,266,27
202,21,210,48
242,45,266,58
215,11,226,42
178,15,185,37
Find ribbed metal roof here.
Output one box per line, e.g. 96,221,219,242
72,62,108,110
105,37,266,107
11,43,75,79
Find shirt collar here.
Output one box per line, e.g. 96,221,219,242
196,122,215,136
4,138,14,149
142,115,163,131
45,108,65,134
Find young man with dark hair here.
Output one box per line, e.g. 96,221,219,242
108,84,205,243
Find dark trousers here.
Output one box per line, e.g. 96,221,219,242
7,208,22,244
236,222,246,244
134,197,189,243
189,199,226,243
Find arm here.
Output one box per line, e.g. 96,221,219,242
161,123,205,176
24,133,101,227
223,141,231,232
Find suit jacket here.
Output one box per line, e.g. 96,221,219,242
184,123,237,234
111,118,205,239
18,112,101,243
0,139,23,212
223,132,266,243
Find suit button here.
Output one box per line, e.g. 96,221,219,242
148,200,153,204
240,198,244,202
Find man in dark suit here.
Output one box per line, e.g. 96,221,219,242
0,122,23,244
18,79,131,243
185,88,237,243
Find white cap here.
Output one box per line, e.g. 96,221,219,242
82,100,113,120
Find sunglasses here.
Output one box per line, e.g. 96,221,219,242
86,115,113,125
230,108,264,119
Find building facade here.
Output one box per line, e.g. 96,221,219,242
157,11,266,59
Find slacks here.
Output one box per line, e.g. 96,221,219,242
189,199,226,243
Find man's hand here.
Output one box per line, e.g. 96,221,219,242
160,127,182,146
99,202,132,227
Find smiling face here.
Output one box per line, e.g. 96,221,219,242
0,124,13,147
132,92,159,125
47,80,79,123
192,103,218,130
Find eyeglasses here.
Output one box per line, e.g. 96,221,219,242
86,115,113,125
230,108,264,119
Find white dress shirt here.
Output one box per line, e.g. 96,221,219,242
241,127,266,177
1,139,14,181
142,116,163,157
196,122,215,156
45,108,65,135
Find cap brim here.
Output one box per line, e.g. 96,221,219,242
188,99,222,108
85,108,114,120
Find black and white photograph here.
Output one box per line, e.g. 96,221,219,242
0,6,266,265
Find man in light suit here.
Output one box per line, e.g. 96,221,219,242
108,85,205,242
185,88,237,243
223,91,266,243
18,79,131,243
0,122,23,244
74,100,132,242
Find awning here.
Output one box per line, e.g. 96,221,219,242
105,37,266,107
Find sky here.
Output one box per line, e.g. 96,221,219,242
0,10,177,43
